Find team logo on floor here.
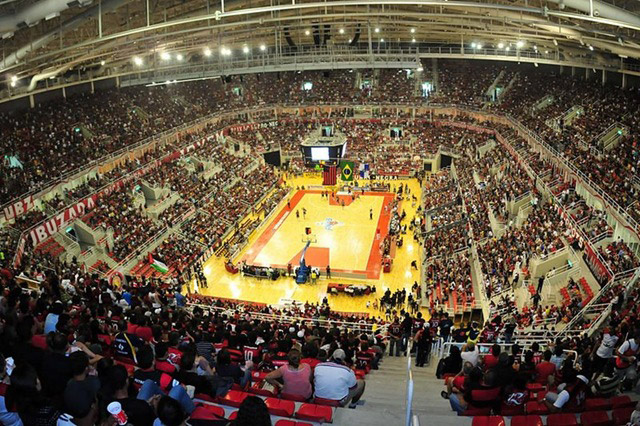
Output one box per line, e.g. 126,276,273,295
317,218,342,231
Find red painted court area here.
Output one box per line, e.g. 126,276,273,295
240,189,397,279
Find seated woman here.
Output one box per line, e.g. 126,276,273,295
436,345,463,379
265,349,313,400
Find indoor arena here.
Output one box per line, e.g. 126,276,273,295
1,1,640,425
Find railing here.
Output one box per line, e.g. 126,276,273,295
186,302,388,333
405,352,415,426
556,267,639,340
438,341,580,365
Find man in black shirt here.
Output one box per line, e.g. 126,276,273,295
401,313,413,356
106,364,156,426
113,320,143,362
439,313,453,342
40,332,73,399
133,345,170,389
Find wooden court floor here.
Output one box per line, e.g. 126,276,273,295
194,175,426,318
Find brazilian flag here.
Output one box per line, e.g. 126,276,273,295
340,160,354,181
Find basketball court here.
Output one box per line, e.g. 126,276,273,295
196,176,425,317
241,189,395,279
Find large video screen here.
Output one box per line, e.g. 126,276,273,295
311,147,330,161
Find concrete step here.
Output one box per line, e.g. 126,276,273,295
338,353,471,425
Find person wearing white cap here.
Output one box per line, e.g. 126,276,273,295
544,370,589,412
313,348,365,408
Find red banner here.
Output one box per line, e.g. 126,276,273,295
3,195,34,221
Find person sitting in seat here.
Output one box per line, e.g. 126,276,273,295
535,350,556,385
314,349,365,408
265,349,312,400
544,369,590,413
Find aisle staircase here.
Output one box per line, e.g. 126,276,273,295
333,355,468,426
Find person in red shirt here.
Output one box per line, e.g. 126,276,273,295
483,344,501,371
135,316,154,342
535,350,556,385
167,331,184,368
441,362,473,400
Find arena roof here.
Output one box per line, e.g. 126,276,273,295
2,0,640,95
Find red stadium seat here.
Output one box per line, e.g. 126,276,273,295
612,407,635,426
510,415,543,426
313,397,341,407
525,401,549,415
217,390,249,408
264,398,295,417
190,406,225,421
585,398,612,411
547,413,579,426
525,383,545,392
252,371,270,382
500,403,524,416
248,381,277,397
580,411,613,426
471,388,501,402
194,393,217,403
228,411,237,421
275,421,313,426
611,395,635,409
471,415,505,426
295,403,333,423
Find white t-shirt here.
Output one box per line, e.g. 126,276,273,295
596,333,619,359
461,347,480,366
314,362,357,401
618,339,640,356
553,375,589,408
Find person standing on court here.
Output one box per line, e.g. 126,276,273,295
369,208,373,220
326,265,331,279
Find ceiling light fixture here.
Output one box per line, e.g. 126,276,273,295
204,47,212,57
133,56,143,66
260,44,266,51
339,28,345,34
176,54,183,61
161,52,170,60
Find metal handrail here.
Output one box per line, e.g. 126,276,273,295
185,302,389,333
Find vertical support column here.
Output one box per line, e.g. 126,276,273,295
622,72,627,89
601,69,606,86
571,67,576,77
91,80,95,94
29,94,35,108
62,86,66,99
367,23,372,56
559,65,563,74
146,0,150,26
585,67,589,80
98,0,102,37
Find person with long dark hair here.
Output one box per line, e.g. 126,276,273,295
5,364,64,425
233,396,271,426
